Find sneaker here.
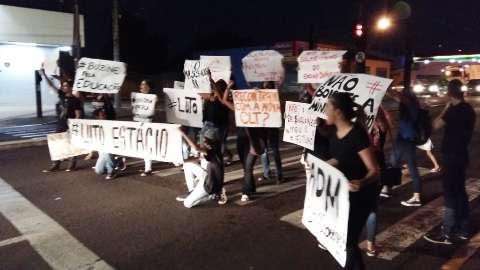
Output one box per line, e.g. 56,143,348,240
241,194,250,202
423,233,453,245
65,167,75,172
218,188,228,205
401,197,422,207
380,191,391,198
140,171,152,177
366,248,377,257
42,165,60,173
105,173,116,180
176,194,189,202
209,194,219,200
456,232,470,241
430,167,441,173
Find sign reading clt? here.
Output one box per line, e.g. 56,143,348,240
302,154,350,267
183,60,212,93
163,88,203,128
69,119,183,164
242,50,284,82
231,89,282,128
283,101,318,150
309,73,392,131
297,50,346,83
73,57,127,94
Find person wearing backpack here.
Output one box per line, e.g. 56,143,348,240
387,89,423,207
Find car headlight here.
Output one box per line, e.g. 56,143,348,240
428,85,439,92
461,85,468,92
476,85,480,92
413,84,425,93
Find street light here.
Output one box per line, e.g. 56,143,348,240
377,16,392,31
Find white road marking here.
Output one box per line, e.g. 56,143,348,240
0,235,27,247
0,177,115,270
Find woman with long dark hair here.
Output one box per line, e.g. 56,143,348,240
324,92,379,270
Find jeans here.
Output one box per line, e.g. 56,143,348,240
442,156,469,237
242,153,258,195
95,152,115,175
182,161,209,208
182,127,200,159
261,128,283,179
144,159,152,172
236,128,250,170
52,157,76,170
345,185,377,270
392,138,422,193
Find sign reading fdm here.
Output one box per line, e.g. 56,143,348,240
302,154,350,267
163,88,203,128
309,73,392,131
73,58,127,94
231,89,282,128
69,119,183,164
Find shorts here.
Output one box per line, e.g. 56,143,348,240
417,138,433,151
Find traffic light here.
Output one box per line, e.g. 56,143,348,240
354,23,367,73
355,24,364,38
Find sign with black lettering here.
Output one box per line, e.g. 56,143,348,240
163,88,203,128
47,132,90,161
231,89,282,128
200,55,232,83
297,50,346,83
183,60,212,93
68,119,183,164
283,101,317,150
73,58,127,94
302,154,350,267
242,50,284,82
131,92,157,122
309,73,392,131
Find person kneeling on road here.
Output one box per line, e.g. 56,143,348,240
176,126,227,208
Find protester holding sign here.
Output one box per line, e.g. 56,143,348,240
132,80,158,176
92,108,118,180
43,80,84,173
324,92,380,270
176,126,227,207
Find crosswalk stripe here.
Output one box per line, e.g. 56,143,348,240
1,127,56,134
368,178,480,261
440,230,480,270
0,235,27,247
0,177,115,270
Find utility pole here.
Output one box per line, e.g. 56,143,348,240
112,0,121,110
72,0,81,68
354,0,367,73
402,14,414,93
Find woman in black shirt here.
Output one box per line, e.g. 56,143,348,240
324,92,379,270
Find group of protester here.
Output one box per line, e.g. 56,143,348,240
38,57,476,270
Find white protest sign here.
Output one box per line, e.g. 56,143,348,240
298,50,346,83
47,132,90,161
173,81,185,89
183,60,212,93
231,89,282,128
163,88,203,128
69,119,183,164
283,101,317,150
131,92,157,122
309,73,392,131
73,57,127,94
302,154,350,267
241,50,284,82
43,51,59,76
200,55,232,83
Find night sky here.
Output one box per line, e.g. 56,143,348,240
1,0,480,73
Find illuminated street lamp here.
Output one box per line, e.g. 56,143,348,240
377,16,392,31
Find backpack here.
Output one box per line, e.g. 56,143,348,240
414,108,432,146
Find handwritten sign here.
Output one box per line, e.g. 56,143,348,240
200,55,232,83
298,50,346,83
47,132,90,161
163,88,203,128
183,60,212,93
73,57,127,94
69,119,183,164
131,92,157,122
283,101,317,150
309,73,392,131
241,50,284,82
231,89,282,127
173,81,185,89
302,154,350,267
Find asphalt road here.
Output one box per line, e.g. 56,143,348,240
0,97,479,270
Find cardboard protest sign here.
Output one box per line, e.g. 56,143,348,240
200,55,232,83
283,101,317,150
309,73,392,131
43,51,59,76
73,57,127,94
231,89,282,128
298,50,346,83
302,154,350,267
163,88,203,128
173,81,185,89
69,119,183,164
47,132,90,161
241,50,284,82
183,60,212,93
131,92,157,122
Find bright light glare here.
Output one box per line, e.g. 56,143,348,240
377,17,392,30
461,85,468,92
428,85,439,92
476,85,480,92
414,84,425,93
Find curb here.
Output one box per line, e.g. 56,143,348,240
0,137,47,151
